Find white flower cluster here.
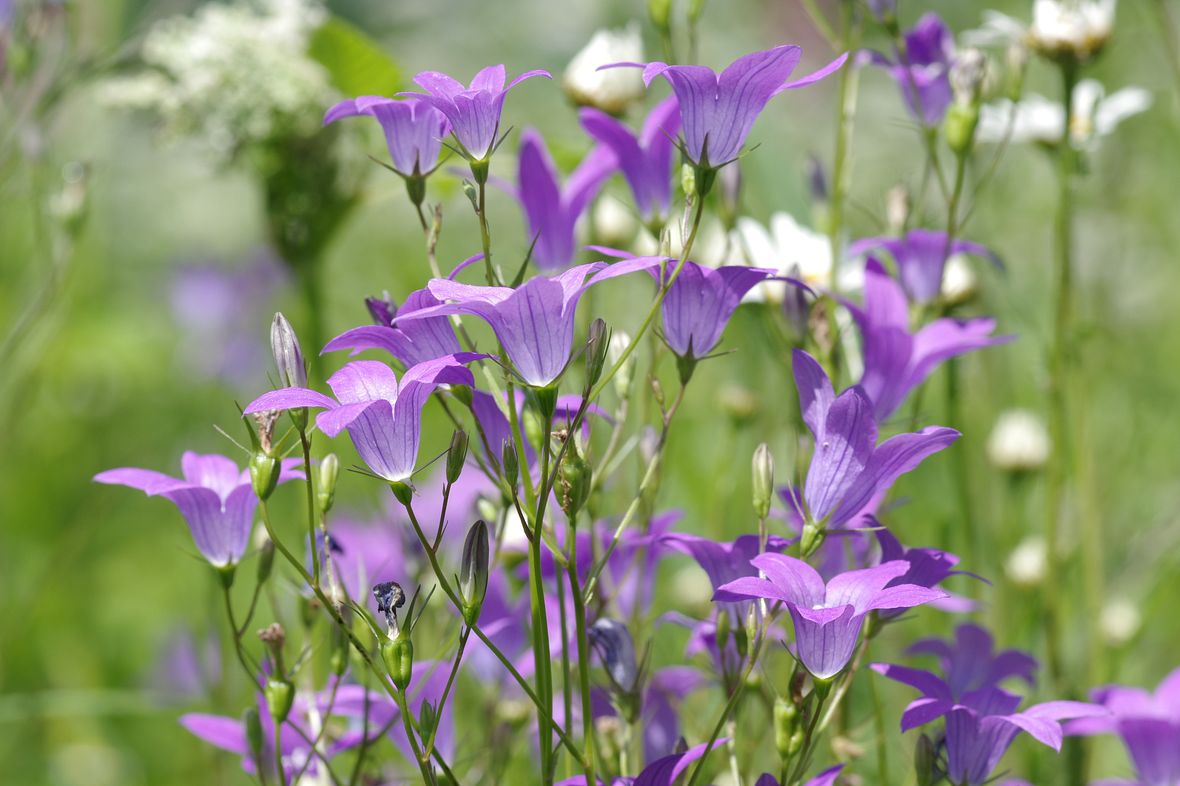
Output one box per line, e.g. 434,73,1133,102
100,0,332,160
977,79,1150,150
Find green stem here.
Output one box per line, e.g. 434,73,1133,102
421,628,469,761
567,518,597,786
527,524,555,786
477,178,497,286
298,428,320,589
393,684,438,786
275,721,289,786
827,0,862,302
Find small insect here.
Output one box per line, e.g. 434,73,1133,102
372,581,406,628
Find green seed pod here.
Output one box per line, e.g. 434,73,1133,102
459,520,490,626
381,636,414,692
317,453,339,514
244,707,264,766
774,697,800,760
557,443,593,520
752,443,774,520
256,534,275,584
915,733,937,786
446,430,468,485
265,678,295,722
250,453,281,501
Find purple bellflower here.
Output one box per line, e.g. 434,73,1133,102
860,13,956,126
579,96,681,228
902,623,1039,701
322,288,462,368
1065,666,1180,786
874,527,979,616
847,228,999,305
323,96,448,178
590,666,705,762
603,47,848,169
754,766,844,786
655,259,780,360
506,128,617,271
244,355,486,483
405,65,551,163
555,740,725,786
846,258,1011,421
715,554,947,679
95,452,302,568
395,257,664,388
788,349,960,529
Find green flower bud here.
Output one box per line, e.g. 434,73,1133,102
270,312,307,389
389,481,413,507
244,707,264,766
557,442,593,520
501,442,519,488
787,728,805,756
681,162,696,199
446,430,469,485
752,443,774,520
649,0,671,32
317,453,339,514
774,697,800,760
459,520,490,626
256,534,275,584
584,318,609,390
381,636,414,692
915,733,937,786
714,609,731,653
944,102,980,157
800,522,825,557
250,453,281,501
265,678,295,722
607,330,635,401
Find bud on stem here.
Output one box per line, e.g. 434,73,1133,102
446,430,469,485
459,520,490,626
752,443,774,520
317,454,339,514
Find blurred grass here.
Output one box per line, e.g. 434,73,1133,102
2,0,1180,784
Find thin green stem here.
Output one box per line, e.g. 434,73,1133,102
298,428,320,589
275,722,289,786
393,683,438,786
421,628,469,761
477,178,497,286
567,518,597,786
827,0,862,302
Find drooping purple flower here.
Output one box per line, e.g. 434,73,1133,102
788,349,960,528
604,47,848,168
95,452,302,568
244,355,486,483
754,766,844,786
902,622,1039,700
579,96,681,226
395,257,664,387
655,259,780,359
405,65,551,161
873,527,980,616
847,229,1000,305
323,288,462,368
860,13,956,126
1065,666,1180,786
845,258,1012,421
715,554,947,679
555,739,725,786
323,96,448,177
505,128,617,271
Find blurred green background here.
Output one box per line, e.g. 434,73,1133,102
3,0,1179,783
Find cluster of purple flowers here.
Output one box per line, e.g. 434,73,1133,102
94,4,1169,786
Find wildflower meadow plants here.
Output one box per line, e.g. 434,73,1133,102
71,0,1180,785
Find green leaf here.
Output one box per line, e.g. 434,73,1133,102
308,17,401,97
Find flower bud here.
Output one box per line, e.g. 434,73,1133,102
459,520,490,626
584,318,610,390
800,522,825,558
250,453,281,501
557,441,593,520
589,618,639,694
563,25,645,115
446,430,468,485
381,635,414,692
915,733,937,786
265,678,294,722
944,102,980,157
244,707,265,766
752,443,774,520
715,609,731,654
317,453,339,514
987,409,1051,472
501,441,519,488
270,312,307,389
366,294,396,326
774,697,800,761
256,532,275,584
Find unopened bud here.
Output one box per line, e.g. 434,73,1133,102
649,0,671,33
752,443,774,520
244,707,264,765
317,453,339,513
459,520,490,626
915,733,937,786
774,697,800,760
585,319,610,390
446,430,468,485
800,522,825,557
265,678,294,722
256,533,275,584
607,330,635,400
589,618,639,694
714,611,731,653
944,102,980,156
381,636,414,692
270,312,307,389
250,453,281,501
462,180,478,208
501,441,519,488
557,442,593,519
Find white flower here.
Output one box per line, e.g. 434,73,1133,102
593,193,639,247
734,212,862,303
563,24,645,115
1029,0,1116,60
977,79,1150,150
1099,598,1141,647
941,253,979,305
987,409,1051,471
1005,536,1048,587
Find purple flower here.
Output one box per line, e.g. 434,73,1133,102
860,14,955,126
555,739,725,786
847,229,999,305
506,128,617,271
323,288,462,368
788,349,960,528
874,527,980,616
903,623,1038,700
405,65,551,161
604,47,848,168
95,452,301,567
715,554,947,678
395,257,664,387
323,96,448,177
656,260,780,359
579,96,681,226
754,766,844,786
845,258,1011,421
244,354,486,483
1066,667,1180,786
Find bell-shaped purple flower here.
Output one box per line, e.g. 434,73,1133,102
902,622,1039,700
323,96,448,177
1065,667,1180,786
789,349,960,527
656,260,780,359
95,452,301,568
847,228,999,305
323,288,462,368
715,554,947,679
860,13,956,126
395,257,664,387
604,47,848,168
846,258,1011,421
874,527,980,616
244,354,486,483
505,128,617,271
754,767,843,786
405,64,551,161
554,739,724,786
579,96,681,226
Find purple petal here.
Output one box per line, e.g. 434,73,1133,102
804,386,877,521
244,387,337,416
830,426,958,525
